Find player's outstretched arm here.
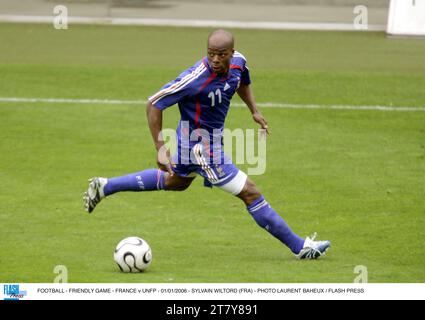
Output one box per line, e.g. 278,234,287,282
146,101,174,176
237,84,269,134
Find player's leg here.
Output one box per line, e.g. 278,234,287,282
102,169,195,195
191,146,306,255
236,177,305,255
191,143,330,259
202,159,330,259
236,177,330,259
83,169,195,213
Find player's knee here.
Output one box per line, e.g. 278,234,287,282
238,179,262,205
164,173,192,191
247,185,262,203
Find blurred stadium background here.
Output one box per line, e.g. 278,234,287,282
1,0,389,27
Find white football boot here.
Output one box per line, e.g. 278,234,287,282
295,233,331,259
83,177,107,213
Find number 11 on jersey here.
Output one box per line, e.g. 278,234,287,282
208,89,222,107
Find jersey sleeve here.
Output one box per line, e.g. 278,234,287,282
148,74,191,110
241,66,251,86
149,61,206,110
149,60,207,110
232,51,251,86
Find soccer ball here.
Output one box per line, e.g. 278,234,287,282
114,236,152,273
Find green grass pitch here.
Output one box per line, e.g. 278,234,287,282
0,23,424,283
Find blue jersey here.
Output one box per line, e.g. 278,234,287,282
149,51,251,163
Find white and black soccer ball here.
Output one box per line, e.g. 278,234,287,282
114,236,152,273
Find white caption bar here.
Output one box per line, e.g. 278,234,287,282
1,283,424,300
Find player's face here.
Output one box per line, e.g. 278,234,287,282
207,47,234,75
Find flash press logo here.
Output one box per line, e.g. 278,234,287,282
3,284,27,300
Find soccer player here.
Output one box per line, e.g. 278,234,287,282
84,29,330,259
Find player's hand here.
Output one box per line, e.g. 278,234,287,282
157,147,174,176
252,112,269,137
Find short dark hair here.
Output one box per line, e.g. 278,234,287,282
208,29,234,49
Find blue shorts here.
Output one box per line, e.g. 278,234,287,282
171,143,247,195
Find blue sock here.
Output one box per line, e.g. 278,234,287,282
103,169,166,196
247,196,305,254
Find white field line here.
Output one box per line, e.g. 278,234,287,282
0,15,386,31
0,97,142,105
0,97,424,112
